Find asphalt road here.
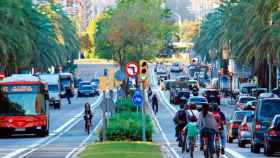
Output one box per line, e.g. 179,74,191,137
150,64,279,158
0,64,115,158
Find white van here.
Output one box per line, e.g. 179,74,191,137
39,74,61,109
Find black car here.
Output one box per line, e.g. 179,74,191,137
227,110,254,143
174,91,190,105
264,114,280,156
251,98,280,153
78,85,98,97
203,89,220,105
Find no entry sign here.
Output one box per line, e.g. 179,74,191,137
125,61,139,77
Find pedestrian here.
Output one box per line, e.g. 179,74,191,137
148,86,153,100
65,86,72,104
152,94,158,114
84,103,93,131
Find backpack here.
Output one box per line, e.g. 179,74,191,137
188,110,197,122
213,112,222,127
177,110,187,124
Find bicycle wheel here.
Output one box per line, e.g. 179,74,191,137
190,139,194,158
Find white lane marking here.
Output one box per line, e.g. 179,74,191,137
65,90,117,158
225,148,247,158
145,93,180,158
65,120,102,158
150,66,237,158
3,94,103,158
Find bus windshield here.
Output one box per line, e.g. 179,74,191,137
0,92,46,116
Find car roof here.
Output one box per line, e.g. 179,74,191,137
204,89,219,91
189,96,206,99
261,97,280,101
239,96,256,99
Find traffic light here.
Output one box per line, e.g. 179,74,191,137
139,60,148,81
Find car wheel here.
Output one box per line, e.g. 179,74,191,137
227,135,233,143
251,141,260,153
238,140,245,148
264,142,273,156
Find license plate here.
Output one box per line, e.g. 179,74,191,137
15,128,26,132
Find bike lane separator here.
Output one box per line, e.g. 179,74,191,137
3,93,103,158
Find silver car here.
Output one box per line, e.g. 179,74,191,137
237,113,254,147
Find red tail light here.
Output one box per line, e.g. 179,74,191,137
240,123,249,131
231,123,239,129
268,129,277,136
255,121,261,131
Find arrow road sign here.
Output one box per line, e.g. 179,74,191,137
125,61,139,77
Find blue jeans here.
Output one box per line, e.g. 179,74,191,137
220,129,226,148
200,128,216,155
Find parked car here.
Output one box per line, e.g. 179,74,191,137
187,96,208,110
264,114,280,156
173,90,190,105
227,110,254,143
236,96,256,110
170,62,183,72
78,85,98,97
203,89,220,105
238,114,254,147
79,81,91,88
251,98,280,153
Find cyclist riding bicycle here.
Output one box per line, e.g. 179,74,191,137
198,103,218,158
187,103,199,121
173,103,188,146
84,103,93,132
211,103,226,154
183,115,198,157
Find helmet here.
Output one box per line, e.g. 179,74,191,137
201,103,210,111
211,103,219,112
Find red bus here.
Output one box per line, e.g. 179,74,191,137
0,75,49,137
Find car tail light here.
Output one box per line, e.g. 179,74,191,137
268,129,277,136
231,123,239,129
240,123,248,131
255,121,261,131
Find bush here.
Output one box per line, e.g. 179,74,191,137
115,98,137,113
106,112,153,141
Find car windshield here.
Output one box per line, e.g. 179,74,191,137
259,100,280,120
240,97,256,103
178,92,190,98
81,86,93,90
61,79,71,90
0,92,45,116
233,111,252,121
48,85,58,92
190,97,206,103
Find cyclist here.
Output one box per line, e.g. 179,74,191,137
198,103,218,158
183,115,198,156
187,103,199,121
84,103,93,132
211,103,226,154
152,94,159,114
173,103,188,146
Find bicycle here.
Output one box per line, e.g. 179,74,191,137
188,137,196,158
85,114,91,134
214,131,222,158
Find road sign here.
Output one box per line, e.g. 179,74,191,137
125,61,139,77
132,91,143,106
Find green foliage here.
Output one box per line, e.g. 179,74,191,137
194,0,280,64
94,0,176,65
0,0,79,73
115,98,137,113
106,112,153,141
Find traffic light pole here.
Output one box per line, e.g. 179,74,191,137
141,80,146,141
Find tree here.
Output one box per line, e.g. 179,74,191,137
0,0,79,74
181,20,200,42
95,0,176,68
194,0,280,87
